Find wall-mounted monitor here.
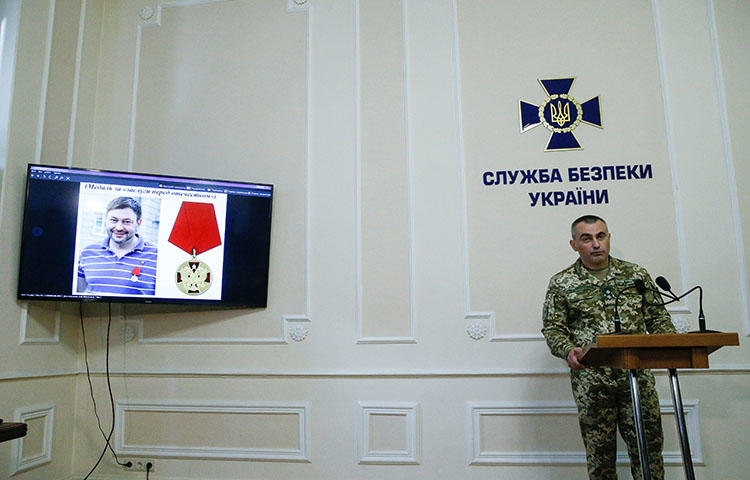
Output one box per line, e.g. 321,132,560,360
18,164,273,307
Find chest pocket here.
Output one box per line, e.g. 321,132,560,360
564,284,603,326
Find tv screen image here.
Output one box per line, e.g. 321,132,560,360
18,164,273,307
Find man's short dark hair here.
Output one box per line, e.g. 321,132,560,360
571,215,606,239
106,196,142,221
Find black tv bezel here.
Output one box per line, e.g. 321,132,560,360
17,163,273,307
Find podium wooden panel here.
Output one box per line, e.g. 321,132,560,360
0,422,27,443
580,332,739,480
581,332,739,369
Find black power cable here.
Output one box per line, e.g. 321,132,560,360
81,303,130,478
80,303,129,466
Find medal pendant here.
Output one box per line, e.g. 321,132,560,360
175,252,212,295
168,203,222,296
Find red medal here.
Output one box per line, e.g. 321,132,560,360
168,202,222,295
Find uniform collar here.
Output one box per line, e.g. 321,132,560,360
574,256,623,282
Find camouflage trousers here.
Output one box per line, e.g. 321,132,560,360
571,367,665,480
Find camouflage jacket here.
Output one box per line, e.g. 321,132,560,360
542,256,675,360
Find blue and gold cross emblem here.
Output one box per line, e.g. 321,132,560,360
519,77,602,151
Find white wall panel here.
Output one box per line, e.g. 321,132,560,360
468,400,703,466
357,401,420,464
357,0,414,342
94,0,310,352
19,302,60,344
11,403,55,475
115,400,310,462
457,0,682,341
709,0,750,333
654,0,748,337
1,0,749,479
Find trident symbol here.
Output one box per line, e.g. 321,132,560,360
550,100,570,127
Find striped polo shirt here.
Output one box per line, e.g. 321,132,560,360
77,234,158,296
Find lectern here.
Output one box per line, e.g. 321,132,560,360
581,332,739,480
0,421,27,443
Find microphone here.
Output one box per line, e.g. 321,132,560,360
635,278,679,304
655,275,716,333
655,276,678,300
655,276,671,291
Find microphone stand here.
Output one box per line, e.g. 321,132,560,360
640,281,719,333
612,283,640,334
610,279,657,479
648,279,714,480
684,286,718,333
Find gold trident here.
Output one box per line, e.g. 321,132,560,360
550,100,570,127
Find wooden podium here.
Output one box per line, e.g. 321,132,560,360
0,422,28,443
582,332,739,480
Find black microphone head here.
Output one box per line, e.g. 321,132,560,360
633,279,646,294
655,276,672,292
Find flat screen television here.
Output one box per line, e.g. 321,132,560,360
18,164,273,306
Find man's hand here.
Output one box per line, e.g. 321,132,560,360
566,347,585,370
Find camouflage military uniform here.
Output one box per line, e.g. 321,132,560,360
542,257,676,480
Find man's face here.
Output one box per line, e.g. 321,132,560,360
106,207,141,246
570,220,611,270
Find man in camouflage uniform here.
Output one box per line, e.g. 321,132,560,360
542,215,676,480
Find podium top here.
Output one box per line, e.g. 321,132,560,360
581,332,739,370
0,422,27,443
592,332,738,350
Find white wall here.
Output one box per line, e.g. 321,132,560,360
0,0,21,183
1,1,748,479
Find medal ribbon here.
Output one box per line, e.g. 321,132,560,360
168,202,222,256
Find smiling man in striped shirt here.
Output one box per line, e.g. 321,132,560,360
77,196,158,296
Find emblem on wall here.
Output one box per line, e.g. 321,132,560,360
519,77,602,151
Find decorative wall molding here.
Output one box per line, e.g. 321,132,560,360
354,0,417,345
3,365,750,381
357,401,420,465
650,0,701,322
288,322,309,342
66,0,86,166
33,0,55,165
128,317,284,345
704,0,750,335
455,0,700,342
466,321,487,341
451,0,523,342
11,402,55,475
129,0,312,343
356,336,418,345
0,0,20,185
115,400,310,462
0,370,78,381
19,302,61,344
467,400,702,466
464,312,544,342
284,314,312,343
286,0,309,13
122,315,314,345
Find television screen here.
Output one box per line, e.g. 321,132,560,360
18,164,273,306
